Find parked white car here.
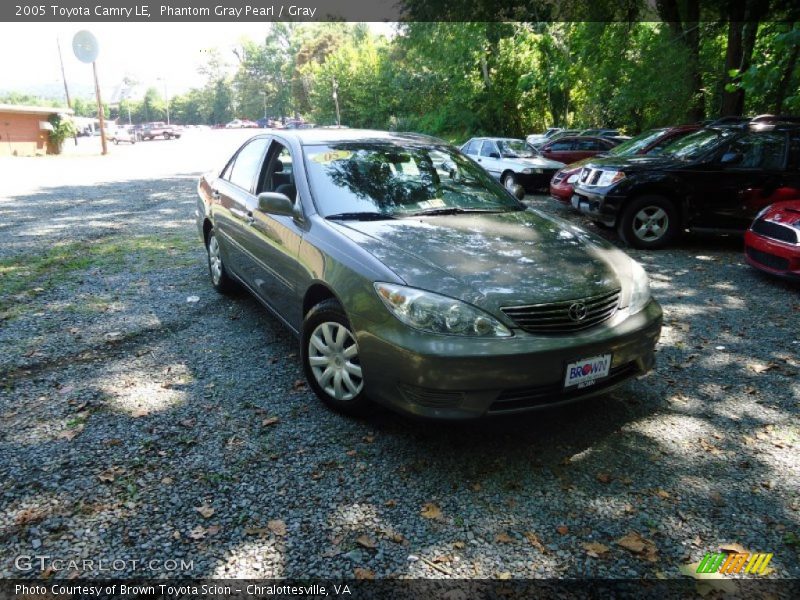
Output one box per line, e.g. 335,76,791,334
461,137,565,193
108,126,138,144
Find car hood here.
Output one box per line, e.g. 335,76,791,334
505,156,565,169
760,200,800,227
581,154,685,172
330,210,631,315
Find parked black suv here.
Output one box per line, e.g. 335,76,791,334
571,122,800,248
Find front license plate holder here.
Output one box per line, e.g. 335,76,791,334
564,354,612,389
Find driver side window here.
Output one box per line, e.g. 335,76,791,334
727,133,787,170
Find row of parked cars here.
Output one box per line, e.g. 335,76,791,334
462,116,800,280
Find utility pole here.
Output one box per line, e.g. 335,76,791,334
56,37,72,108
92,61,107,155
332,76,341,127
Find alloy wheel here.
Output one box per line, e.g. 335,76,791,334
632,206,669,242
208,235,223,285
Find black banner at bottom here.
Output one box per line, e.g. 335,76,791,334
1,579,799,600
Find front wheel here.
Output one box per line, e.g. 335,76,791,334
302,299,370,416
502,172,518,192
617,195,679,249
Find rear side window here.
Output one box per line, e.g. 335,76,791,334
548,140,573,151
226,138,270,191
728,132,787,170
576,139,602,151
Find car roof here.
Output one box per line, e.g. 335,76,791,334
268,128,446,146
547,135,614,142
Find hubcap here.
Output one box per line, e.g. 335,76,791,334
632,207,669,242
308,322,363,402
208,236,222,285
504,176,516,191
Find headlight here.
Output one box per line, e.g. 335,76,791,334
597,170,626,186
521,168,544,175
566,173,580,184
628,259,651,315
374,283,512,337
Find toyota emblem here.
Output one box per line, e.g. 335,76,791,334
568,302,588,322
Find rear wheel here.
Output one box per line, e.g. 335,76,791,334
617,195,678,249
302,299,370,416
206,228,236,293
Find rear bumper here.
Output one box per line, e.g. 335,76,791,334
744,230,800,280
356,299,662,419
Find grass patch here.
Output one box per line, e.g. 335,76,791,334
0,233,195,318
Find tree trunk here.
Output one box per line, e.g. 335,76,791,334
720,1,746,116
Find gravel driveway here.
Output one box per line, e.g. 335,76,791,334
1,131,798,582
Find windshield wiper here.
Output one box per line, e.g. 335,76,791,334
326,212,394,221
406,207,511,217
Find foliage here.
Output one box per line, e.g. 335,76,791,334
47,113,78,151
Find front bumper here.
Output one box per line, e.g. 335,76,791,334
550,181,574,204
356,299,662,419
571,187,625,226
517,169,559,192
744,230,800,280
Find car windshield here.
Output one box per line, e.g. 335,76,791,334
497,139,538,158
661,129,732,160
608,129,667,156
304,142,524,218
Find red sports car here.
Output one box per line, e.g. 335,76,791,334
744,198,800,279
550,125,701,204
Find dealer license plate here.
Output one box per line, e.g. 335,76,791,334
564,354,612,389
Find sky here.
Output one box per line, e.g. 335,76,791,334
0,22,396,103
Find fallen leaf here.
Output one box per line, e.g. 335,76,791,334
180,418,196,428
354,568,374,580
453,541,466,549
58,426,84,441
432,555,452,564
420,502,442,519
699,438,722,455
496,572,512,580
583,542,611,558
655,489,671,499
710,491,725,506
346,449,357,457
187,526,207,540
97,467,123,483
363,435,375,443
616,532,658,562
596,472,612,484
207,525,221,536
556,525,569,535
104,438,122,446
268,519,287,536
356,535,377,549
195,505,215,519
58,385,76,396
385,499,396,508
719,542,747,554
470,482,482,492
524,531,547,553
244,527,270,536
292,379,307,392
131,407,150,418
495,532,514,544
161,477,174,485
749,362,778,374
262,416,280,427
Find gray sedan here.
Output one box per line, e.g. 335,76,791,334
196,129,661,419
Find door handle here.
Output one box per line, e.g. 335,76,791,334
211,189,220,200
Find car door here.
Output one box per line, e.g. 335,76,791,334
541,139,576,164
570,138,606,162
690,131,789,229
211,136,272,282
237,138,305,325
477,140,502,177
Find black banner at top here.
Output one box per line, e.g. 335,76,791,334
3,0,800,22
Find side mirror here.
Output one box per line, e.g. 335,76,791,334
721,152,743,165
257,192,294,216
489,152,501,159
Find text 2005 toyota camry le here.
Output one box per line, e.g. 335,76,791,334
196,130,662,419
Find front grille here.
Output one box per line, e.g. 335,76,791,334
579,168,602,186
552,172,566,184
746,247,790,271
751,219,798,244
501,288,621,334
488,362,639,413
398,385,464,408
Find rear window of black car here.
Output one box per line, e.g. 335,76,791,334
661,129,734,160
303,143,522,217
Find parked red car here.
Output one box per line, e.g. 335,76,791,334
745,198,800,279
550,125,701,204
538,136,620,165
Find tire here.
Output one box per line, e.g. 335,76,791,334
501,171,518,192
302,299,370,416
592,220,613,230
113,139,119,145
206,228,236,294
163,133,171,140
617,195,679,249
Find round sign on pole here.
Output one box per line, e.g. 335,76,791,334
73,30,99,63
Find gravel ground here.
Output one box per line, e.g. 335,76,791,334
1,131,798,581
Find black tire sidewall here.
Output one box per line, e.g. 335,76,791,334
301,299,371,416
618,195,678,249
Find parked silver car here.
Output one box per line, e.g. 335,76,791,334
460,137,565,193
196,129,661,419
